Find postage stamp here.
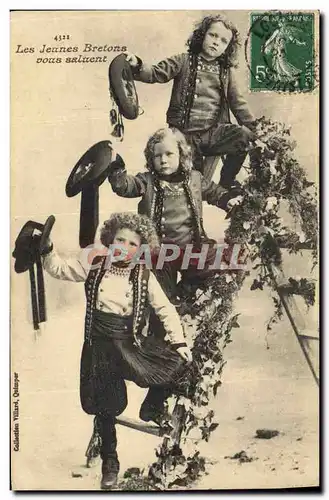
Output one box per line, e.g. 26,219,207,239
248,11,315,92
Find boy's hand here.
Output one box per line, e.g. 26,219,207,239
40,237,53,256
227,194,243,210
176,346,193,363
125,52,139,68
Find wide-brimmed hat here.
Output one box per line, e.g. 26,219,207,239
66,141,115,198
66,141,117,248
109,54,139,120
12,215,55,330
12,215,56,273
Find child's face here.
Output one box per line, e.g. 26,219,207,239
201,22,233,61
113,228,141,262
153,136,180,176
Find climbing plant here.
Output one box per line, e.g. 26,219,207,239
119,117,318,490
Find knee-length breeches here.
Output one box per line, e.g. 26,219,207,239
80,311,185,416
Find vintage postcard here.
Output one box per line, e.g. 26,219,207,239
10,10,319,491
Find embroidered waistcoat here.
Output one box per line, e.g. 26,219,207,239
83,256,150,346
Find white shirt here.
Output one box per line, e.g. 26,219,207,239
42,248,186,345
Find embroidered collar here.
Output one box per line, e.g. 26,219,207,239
197,56,220,74
160,181,186,199
104,265,132,278
160,179,185,193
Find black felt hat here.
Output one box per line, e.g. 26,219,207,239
109,54,139,120
12,215,56,330
12,215,56,273
66,141,117,249
66,141,115,198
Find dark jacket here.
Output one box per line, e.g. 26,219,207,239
108,158,236,244
133,52,255,132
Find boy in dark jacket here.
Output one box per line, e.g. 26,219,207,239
126,14,260,188
108,127,241,301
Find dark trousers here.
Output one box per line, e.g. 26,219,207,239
154,238,220,300
95,385,170,461
97,413,119,462
81,329,182,461
95,385,172,461
80,338,183,416
185,123,257,187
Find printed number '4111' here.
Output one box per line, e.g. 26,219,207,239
54,35,70,41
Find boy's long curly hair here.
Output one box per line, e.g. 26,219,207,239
144,127,193,176
187,14,241,68
100,212,159,251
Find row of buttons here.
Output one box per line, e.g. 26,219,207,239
161,215,166,239
195,76,201,99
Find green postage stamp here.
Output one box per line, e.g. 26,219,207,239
248,11,315,92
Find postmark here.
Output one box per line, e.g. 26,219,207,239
245,11,316,92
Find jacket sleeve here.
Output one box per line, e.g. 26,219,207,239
148,273,186,347
133,53,185,84
42,248,89,282
201,173,227,206
227,68,255,127
108,155,148,198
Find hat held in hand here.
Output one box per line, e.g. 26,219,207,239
12,215,56,330
66,141,115,198
109,53,139,120
13,215,56,273
66,140,116,249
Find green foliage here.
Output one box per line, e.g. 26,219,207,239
280,277,316,307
